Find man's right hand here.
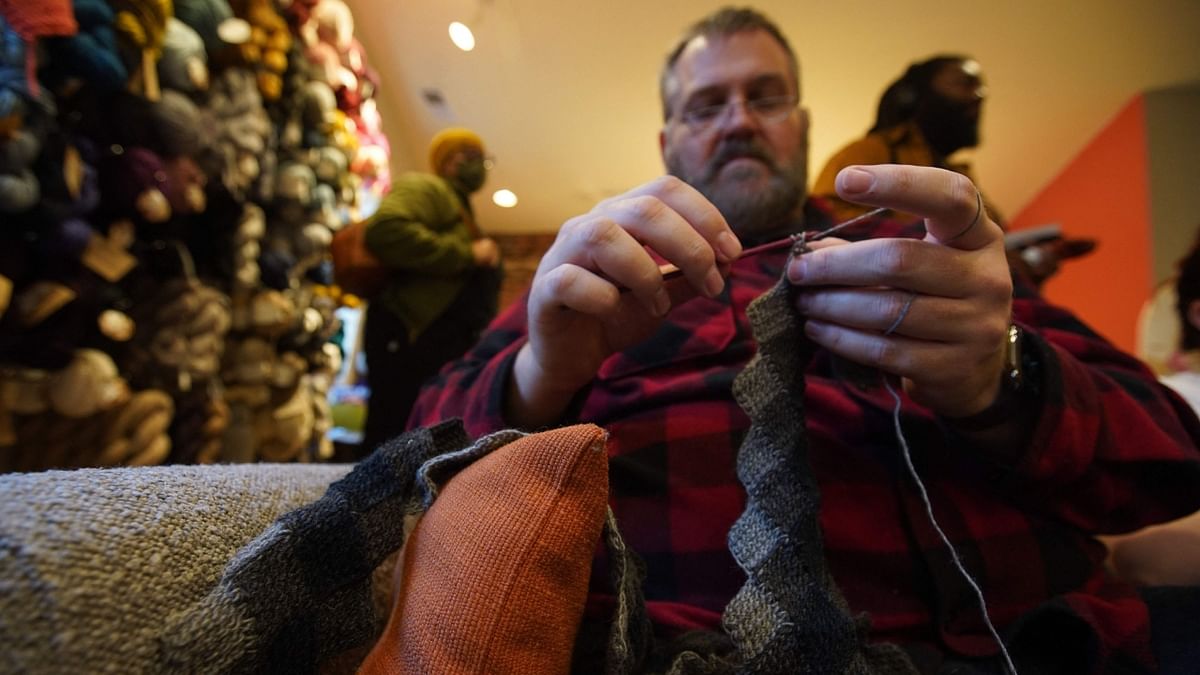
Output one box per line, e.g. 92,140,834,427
506,176,742,428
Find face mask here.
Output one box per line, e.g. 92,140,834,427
455,158,487,192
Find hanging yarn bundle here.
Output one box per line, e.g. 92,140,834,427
1,349,125,451
1,377,176,472
223,0,291,101
0,0,78,47
350,97,390,198
0,0,78,97
0,14,29,122
46,347,129,418
0,125,41,213
0,17,40,213
2,0,392,470
120,275,232,394
227,201,265,289
105,88,205,160
256,374,316,461
39,0,129,92
95,88,214,219
297,0,356,94
98,387,174,466
151,88,206,156
109,0,171,100
0,350,180,473
158,17,209,92
97,145,174,228
199,67,273,200
173,0,235,57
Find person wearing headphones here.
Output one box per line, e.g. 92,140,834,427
815,55,1094,288
360,127,502,450
815,55,987,222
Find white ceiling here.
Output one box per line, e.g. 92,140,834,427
347,0,1200,235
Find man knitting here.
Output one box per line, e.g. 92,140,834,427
410,8,1200,671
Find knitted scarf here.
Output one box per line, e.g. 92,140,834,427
585,279,918,674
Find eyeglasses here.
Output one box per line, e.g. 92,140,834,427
458,146,496,166
675,95,798,131
462,150,496,170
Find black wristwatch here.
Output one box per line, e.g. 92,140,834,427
952,322,1029,428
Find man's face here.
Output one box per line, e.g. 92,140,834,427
660,30,809,242
441,147,488,193
919,59,986,155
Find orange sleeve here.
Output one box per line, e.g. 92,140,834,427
812,135,893,222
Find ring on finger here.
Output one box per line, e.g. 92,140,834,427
884,291,918,336
945,189,984,243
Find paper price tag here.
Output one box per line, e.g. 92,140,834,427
81,234,138,282
141,50,161,101
16,282,76,327
63,145,83,200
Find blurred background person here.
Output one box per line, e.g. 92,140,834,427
814,54,989,221
814,54,1094,288
1159,228,1200,410
1103,228,1200,588
360,127,502,450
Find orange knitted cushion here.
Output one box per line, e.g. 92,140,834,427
357,424,610,675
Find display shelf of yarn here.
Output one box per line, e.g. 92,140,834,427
0,0,392,471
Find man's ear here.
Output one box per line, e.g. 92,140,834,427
658,128,667,159
1188,299,1200,333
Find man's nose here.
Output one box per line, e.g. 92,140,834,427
715,99,761,134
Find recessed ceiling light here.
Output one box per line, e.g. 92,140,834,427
492,189,518,208
449,22,475,51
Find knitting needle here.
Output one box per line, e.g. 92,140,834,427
654,207,888,282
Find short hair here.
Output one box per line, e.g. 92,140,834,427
1176,229,1200,350
659,7,799,122
870,54,970,133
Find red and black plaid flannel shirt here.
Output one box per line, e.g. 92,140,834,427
409,201,1200,671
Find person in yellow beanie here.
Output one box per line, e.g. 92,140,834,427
360,126,502,449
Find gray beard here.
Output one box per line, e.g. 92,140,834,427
666,148,806,243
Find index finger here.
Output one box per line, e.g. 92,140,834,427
602,175,743,263
834,164,1000,252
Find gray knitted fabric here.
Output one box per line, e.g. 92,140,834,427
0,461,350,674
724,280,914,673
0,419,488,674
594,279,917,674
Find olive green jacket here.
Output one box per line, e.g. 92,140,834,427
364,172,475,341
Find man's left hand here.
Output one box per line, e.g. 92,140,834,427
787,164,1013,417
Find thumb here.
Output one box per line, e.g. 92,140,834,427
835,164,999,251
